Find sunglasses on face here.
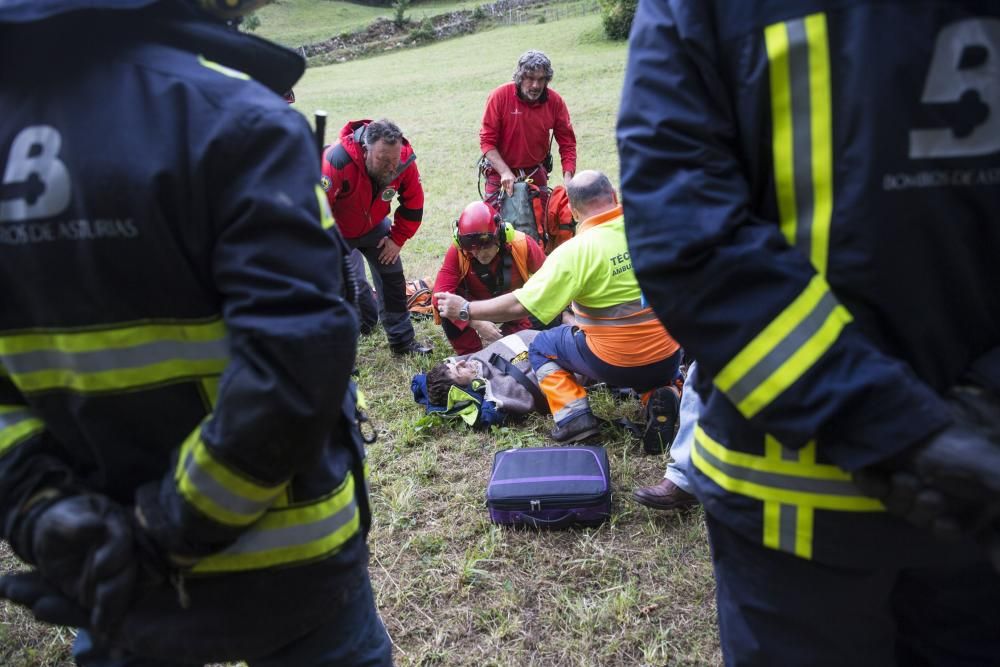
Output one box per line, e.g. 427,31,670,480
458,233,497,251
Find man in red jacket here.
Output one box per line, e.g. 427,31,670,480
479,50,577,206
322,118,431,355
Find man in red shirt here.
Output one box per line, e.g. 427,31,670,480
479,50,577,207
321,118,431,355
433,201,546,354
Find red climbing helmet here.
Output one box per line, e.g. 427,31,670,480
454,201,502,251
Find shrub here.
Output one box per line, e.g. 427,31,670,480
599,0,636,40
392,0,412,27
237,13,261,32
409,18,436,43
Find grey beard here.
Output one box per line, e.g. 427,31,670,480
368,170,391,191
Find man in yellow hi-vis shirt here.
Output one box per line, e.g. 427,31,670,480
437,170,683,449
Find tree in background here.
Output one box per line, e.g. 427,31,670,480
392,0,412,27
599,0,636,40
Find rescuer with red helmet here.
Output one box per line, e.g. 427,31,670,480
432,201,546,354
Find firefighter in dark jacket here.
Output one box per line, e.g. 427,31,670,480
322,118,432,356
618,1,1000,665
0,1,391,665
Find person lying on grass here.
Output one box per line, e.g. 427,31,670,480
425,329,548,417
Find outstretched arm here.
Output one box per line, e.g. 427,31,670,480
435,292,529,324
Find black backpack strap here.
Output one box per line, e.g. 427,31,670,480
489,353,546,409
494,245,512,297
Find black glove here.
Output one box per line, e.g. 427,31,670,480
0,571,89,628
853,387,1000,546
0,494,141,636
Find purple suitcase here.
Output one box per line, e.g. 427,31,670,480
486,446,612,528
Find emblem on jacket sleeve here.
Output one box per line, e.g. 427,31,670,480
320,175,331,192
380,188,396,201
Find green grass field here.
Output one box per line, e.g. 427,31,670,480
296,14,626,280
0,10,722,667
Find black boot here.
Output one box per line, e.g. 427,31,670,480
642,386,680,454
391,340,432,356
550,412,601,443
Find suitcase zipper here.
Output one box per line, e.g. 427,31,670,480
489,493,609,510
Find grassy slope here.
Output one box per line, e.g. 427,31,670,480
256,0,487,47
296,14,627,280
0,13,721,667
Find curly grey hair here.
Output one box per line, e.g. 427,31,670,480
513,50,554,85
365,118,403,147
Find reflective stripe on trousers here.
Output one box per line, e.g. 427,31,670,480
535,360,589,423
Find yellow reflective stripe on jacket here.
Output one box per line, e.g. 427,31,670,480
713,275,852,417
0,319,228,394
316,185,335,230
197,55,250,80
692,425,882,512
175,427,287,527
0,405,44,457
191,473,360,573
765,12,834,276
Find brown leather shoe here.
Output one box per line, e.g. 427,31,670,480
632,478,698,511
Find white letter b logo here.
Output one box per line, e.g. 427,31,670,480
0,125,71,222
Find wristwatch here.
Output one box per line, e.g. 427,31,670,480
458,301,471,322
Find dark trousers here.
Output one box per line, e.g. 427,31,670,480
345,217,415,348
705,511,1000,667
73,570,392,666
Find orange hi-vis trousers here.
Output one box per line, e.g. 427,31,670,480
537,365,590,423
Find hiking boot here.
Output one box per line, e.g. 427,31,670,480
550,412,601,444
632,478,699,511
391,340,433,356
642,385,680,454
